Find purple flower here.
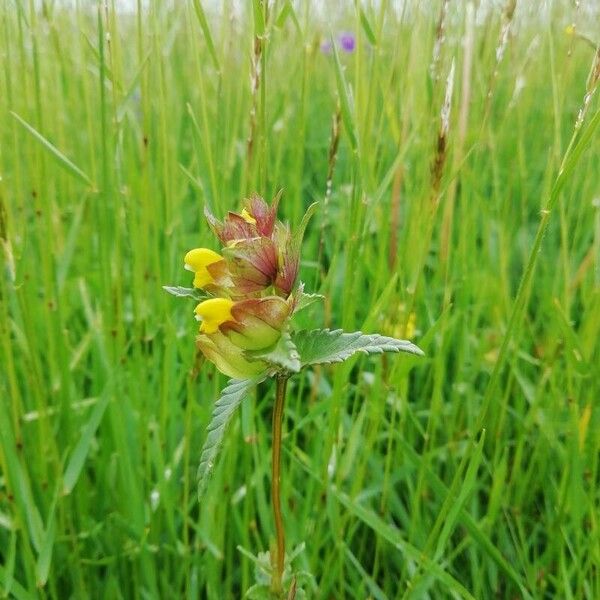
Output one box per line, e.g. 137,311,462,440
339,32,356,53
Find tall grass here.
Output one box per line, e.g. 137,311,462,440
1,1,599,598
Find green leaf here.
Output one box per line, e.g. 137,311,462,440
331,38,358,152
162,285,208,301
291,202,319,252
294,289,325,313
356,3,376,45
0,563,35,600
1,529,16,598
35,486,58,587
192,0,220,73
0,398,44,552
275,0,301,33
292,329,423,368
252,0,265,36
63,387,111,495
198,375,267,499
343,544,387,600
10,112,94,187
246,331,301,373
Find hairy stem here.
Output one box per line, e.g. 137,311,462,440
271,375,288,593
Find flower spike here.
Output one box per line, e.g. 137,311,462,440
178,193,308,377
165,192,424,595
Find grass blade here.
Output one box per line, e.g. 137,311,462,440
332,487,477,600
10,112,94,188
62,387,112,495
192,0,220,73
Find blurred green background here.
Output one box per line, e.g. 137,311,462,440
1,1,599,598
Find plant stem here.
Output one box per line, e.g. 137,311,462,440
271,375,288,594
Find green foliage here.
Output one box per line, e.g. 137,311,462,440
1,1,599,598
10,112,94,187
239,543,316,599
248,331,302,374
246,326,422,376
292,290,325,313
197,375,267,498
162,285,209,301
292,328,424,367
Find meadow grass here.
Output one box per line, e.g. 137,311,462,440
1,1,599,598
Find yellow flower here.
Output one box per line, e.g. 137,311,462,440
194,298,234,334
184,248,223,289
194,296,292,378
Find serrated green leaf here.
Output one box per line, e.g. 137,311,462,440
292,329,423,368
162,285,208,301
198,375,267,499
246,331,301,373
294,290,325,313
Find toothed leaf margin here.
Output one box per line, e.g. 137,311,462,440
198,374,267,499
291,328,424,368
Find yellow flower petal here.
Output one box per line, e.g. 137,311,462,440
184,248,222,271
193,270,214,288
184,248,223,288
194,298,235,334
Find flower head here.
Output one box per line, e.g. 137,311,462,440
183,193,312,378
190,193,303,299
339,32,356,53
320,32,356,55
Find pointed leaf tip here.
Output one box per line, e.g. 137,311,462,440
163,285,210,301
